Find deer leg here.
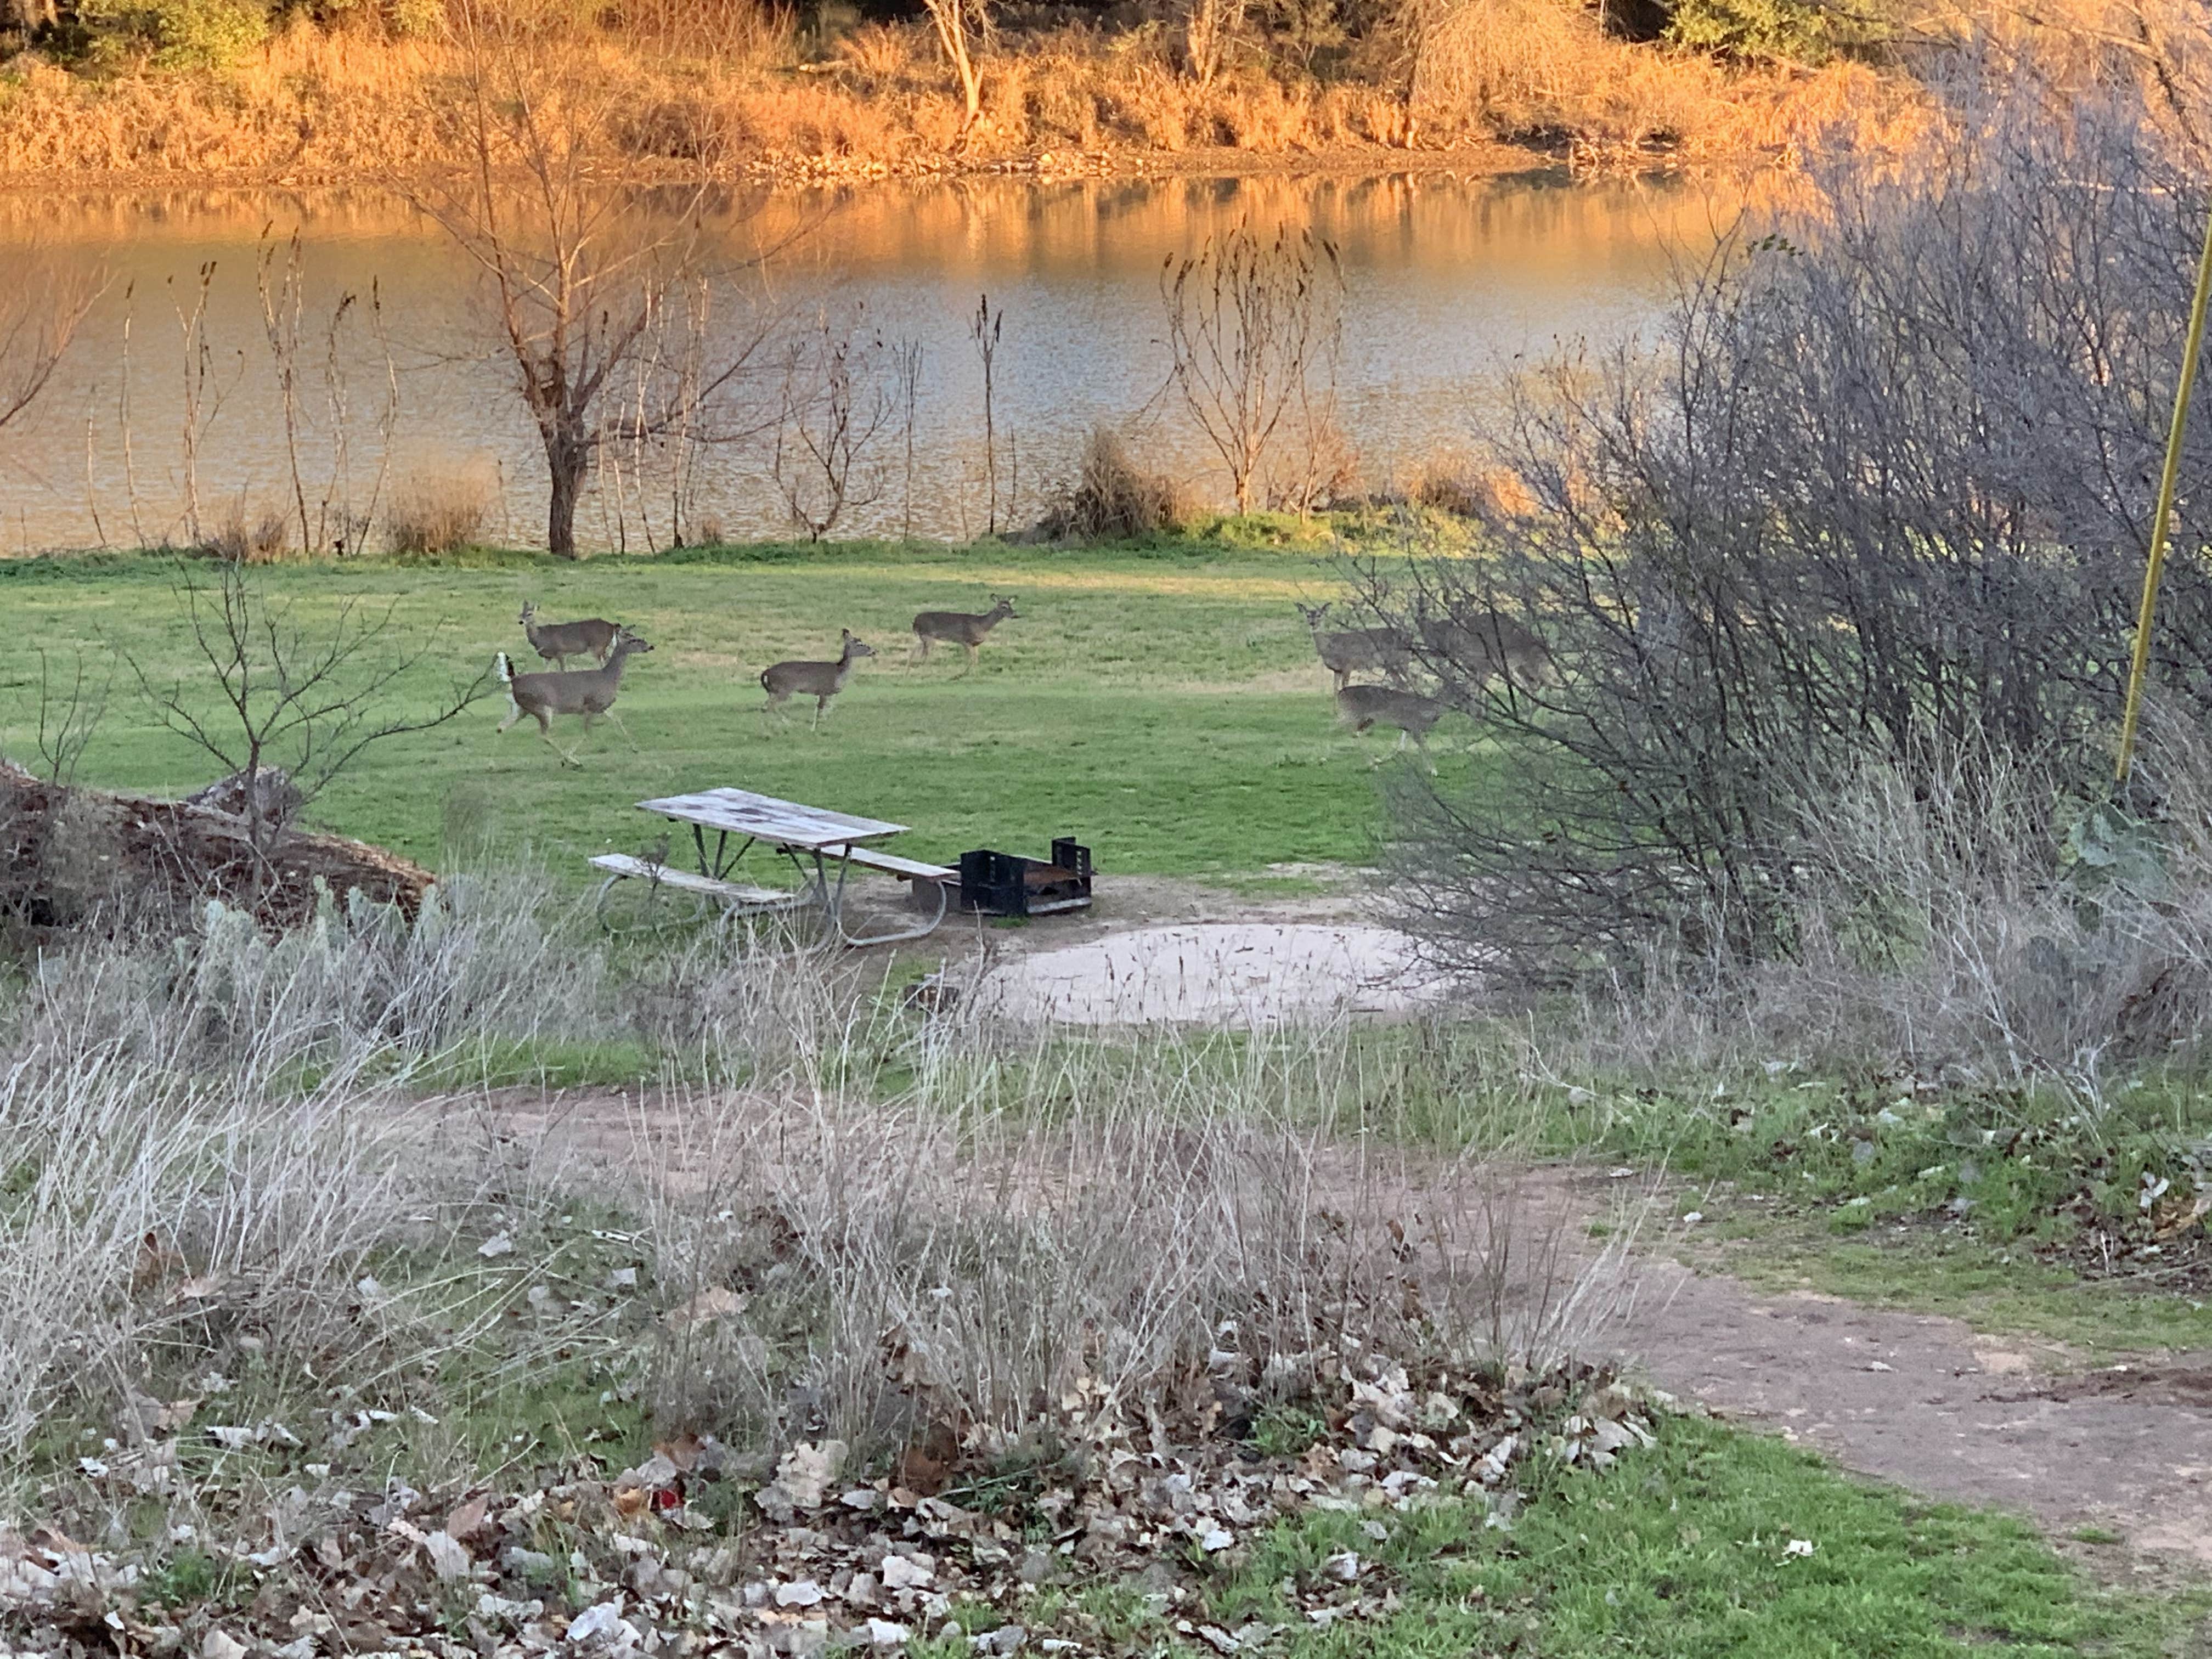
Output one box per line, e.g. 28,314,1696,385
961,642,978,676
537,724,581,767
811,696,828,731
914,635,930,662
496,695,523,735
605,708,639,749
763,690,792,723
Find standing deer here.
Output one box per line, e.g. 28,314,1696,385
1336,684,1443,770
494,629,654,765
1297,601,1411,691
761,630,877,729
518,600,622,670
912,594,1019,672
1418,612,1549,694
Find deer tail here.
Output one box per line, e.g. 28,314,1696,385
496,651,515,685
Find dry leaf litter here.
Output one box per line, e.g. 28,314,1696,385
2,1343,1657,1658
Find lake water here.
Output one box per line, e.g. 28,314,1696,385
2,172,1741,554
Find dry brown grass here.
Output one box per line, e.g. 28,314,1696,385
1036,426,1194,540
0,1,1937,180
202,500,296,562
384,468,490,555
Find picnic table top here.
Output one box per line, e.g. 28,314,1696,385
637,787,909,851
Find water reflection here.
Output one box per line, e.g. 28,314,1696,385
3,172,1740,554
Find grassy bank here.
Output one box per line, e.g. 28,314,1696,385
0,537,1466,878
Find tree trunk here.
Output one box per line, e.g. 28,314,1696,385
545,424,589,559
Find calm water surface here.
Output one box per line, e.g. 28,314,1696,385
2,173,1739,553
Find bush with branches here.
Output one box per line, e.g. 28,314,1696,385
1368,74,2212,980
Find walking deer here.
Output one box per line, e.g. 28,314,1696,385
1297,601,1412,691
912,594,1019,672
518,600,622,670
494,629,653,765
761,630,877,729
1336,684,1444,770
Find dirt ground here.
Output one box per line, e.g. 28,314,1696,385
1516,1168,2212,1568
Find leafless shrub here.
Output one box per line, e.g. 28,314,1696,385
204,499,294,563
772,316,892,542
130,561,486,889
969,294,1016,537
385,469,493,555
25,650,112,787
0,249,95,436
1034,425,1192,540
637,1028,1632,1450
0,880,1635,1477
1399,0,1595,127
1372,74,2212,980
1413,454,1482,516
1163,224,1342,514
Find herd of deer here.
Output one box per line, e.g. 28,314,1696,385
493,595,1023,764
491,593,1538,766
1296,601,1547,766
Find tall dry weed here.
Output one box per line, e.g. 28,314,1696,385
383,468,490,554
0,870,1637,1481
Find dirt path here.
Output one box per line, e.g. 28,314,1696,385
1606,1250,2212,1560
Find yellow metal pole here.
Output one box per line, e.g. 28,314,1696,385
2116,196,2212,789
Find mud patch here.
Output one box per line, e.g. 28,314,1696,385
1995,1364,2212,1411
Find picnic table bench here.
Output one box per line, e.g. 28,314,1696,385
590,787,955,947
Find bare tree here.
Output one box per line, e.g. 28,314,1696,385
401,4,772,558
132,562,487,893
922,0,989,138
772,317,892,542
1184,0,1249,86
1161,225,1342,515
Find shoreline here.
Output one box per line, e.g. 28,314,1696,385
0,137,1724,195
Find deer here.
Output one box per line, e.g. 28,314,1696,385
1297,601,1412,692
494,628,653,765
1417,611,1549,696
518,600,622,670
1336,684,1444,770
761,630,877,729
912,594,1019,672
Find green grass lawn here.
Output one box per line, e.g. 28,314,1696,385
0,537,1473,880
1190,1414,2208,1658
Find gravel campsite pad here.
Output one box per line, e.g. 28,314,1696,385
969,924,1452,1026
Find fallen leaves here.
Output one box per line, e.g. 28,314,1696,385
1,1342,1658,1659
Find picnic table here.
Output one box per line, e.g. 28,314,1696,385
588,787,955,947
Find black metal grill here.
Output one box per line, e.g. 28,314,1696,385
955,838,1093,917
